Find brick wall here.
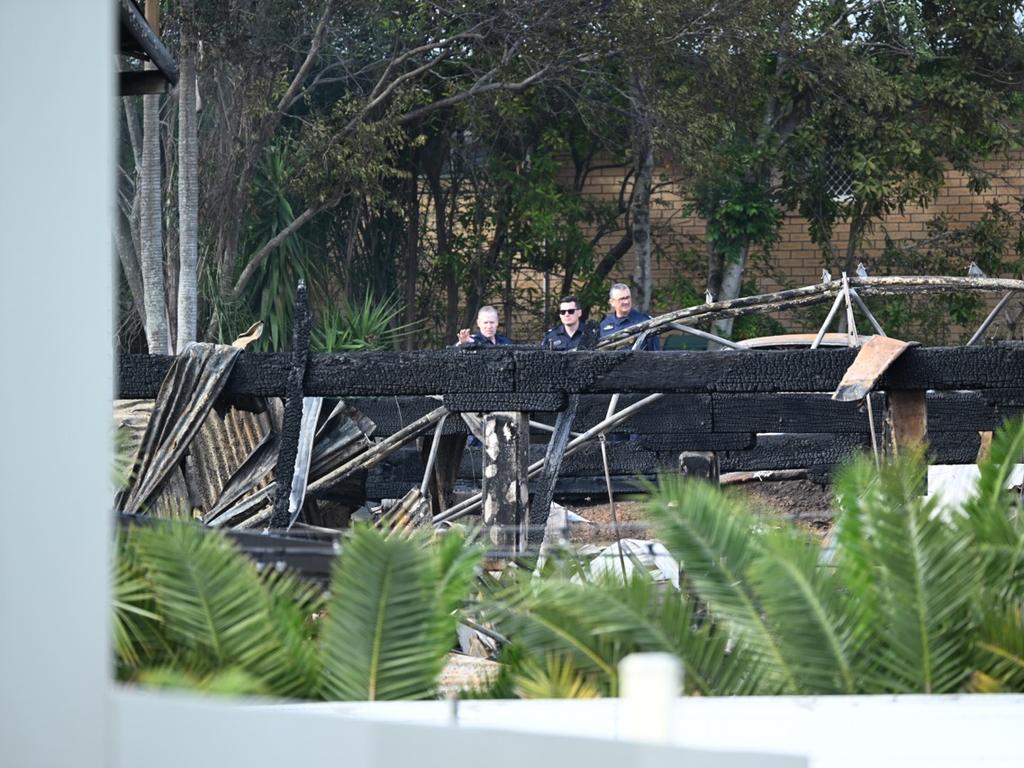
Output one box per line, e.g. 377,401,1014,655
572,151,1024,309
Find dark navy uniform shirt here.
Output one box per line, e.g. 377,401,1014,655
541,324,583,350
466,333,512,346
599,308,660,350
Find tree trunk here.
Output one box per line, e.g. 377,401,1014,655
710,240,750,341
140,85,170,353
176,41,199,351
115,209,146,326
403,165,419,349
629,74,654,313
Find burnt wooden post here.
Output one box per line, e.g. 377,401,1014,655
269,281,312,529
526,321,601,549
884,389,928,494
885,390,928,456
481,412,530,552
679,451,719,484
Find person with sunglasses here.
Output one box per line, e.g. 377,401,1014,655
599,282,660,350
542,295,585,350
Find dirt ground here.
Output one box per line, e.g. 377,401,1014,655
562,479,835,546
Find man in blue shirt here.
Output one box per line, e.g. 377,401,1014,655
541,295,585,350
456,305,512,346
599,283,660,350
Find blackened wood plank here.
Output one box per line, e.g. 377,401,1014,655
444,392,567,413
515,345,1024,394
713,393,885,433
636,432,755,451
531,394,712,434
118,344,1024,398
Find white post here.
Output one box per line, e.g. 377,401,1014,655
618,652,682,743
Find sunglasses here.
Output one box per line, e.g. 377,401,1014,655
558,308,578,315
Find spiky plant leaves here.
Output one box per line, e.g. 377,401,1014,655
834,452,979,693
136,665,269,697
514,654,602,699
746,527,862,694
319,525,482,700
960,418,1024,603
112,533,165,671
260,568,325,698
646,476,800,692
476,567,759,697
970,603,1024,692
128,521,317,697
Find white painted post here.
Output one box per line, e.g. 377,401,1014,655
618,652,682,743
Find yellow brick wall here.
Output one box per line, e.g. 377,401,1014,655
570,151,1024,304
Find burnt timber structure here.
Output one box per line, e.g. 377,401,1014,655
120,344,1024,547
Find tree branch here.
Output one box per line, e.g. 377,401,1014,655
397,67,550,125
278,0,336,113
229,198,337,301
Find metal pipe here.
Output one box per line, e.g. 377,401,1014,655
967,291,1013,346
666,322,742,350
419,413,449,497
434,393,666,524
849,289,887,337
811,290,847,349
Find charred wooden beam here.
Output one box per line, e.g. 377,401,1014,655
481,413,530,552
118,344,1024,398
118,0,179,85
119,70,170,95
270,283,313,529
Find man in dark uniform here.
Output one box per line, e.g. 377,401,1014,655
456,305,512,346
541,295,585,350
599,282,660,350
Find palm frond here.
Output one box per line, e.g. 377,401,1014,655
129,521,313,696
748,528,863,693
319,526,479,700
112,534,165,670
961,418,1024,603
646,475,800,692
514,654,602,699
970,603,1024,692
476,568,760,696
835,453,978,693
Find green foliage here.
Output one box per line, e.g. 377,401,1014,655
115,522,482,702
236,144,328,352
319,525,482,700
311,292,419,352
646,417,1024,695
869,204,1024,342
473,562,761,697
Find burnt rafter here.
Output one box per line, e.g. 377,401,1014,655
119,0,179,88
118,344,1024,399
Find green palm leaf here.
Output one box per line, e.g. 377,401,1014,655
477,568,760,696
130,521,316,696
748,528,863,693
961,418,1024,603
971,603,1024,692
647,476,800,692
835,454,978,693
112,534,165,670
319,526,481,700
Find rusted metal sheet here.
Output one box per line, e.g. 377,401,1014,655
833,336,914,402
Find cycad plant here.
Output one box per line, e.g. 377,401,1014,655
475,418,1024,698
114,522,482,700
645,417,1024,695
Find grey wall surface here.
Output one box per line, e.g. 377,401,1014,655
0,3,114,767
